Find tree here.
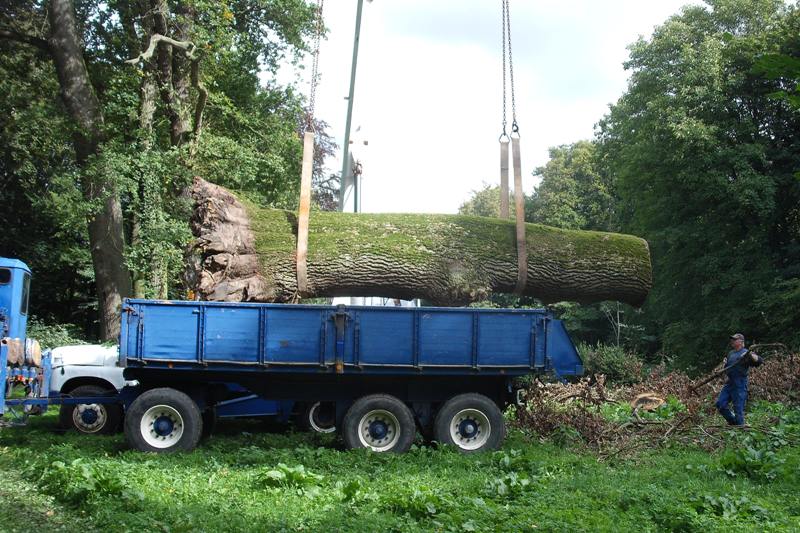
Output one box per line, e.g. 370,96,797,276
528,141,616,232
598,0,800,365
459,184,517,219
0,0,322,339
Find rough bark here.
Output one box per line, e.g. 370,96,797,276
48,0,131,340
189,178,653,306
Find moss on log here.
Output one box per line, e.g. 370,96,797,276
189,178,652,306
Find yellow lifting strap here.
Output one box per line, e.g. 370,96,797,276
296,129,314,296
296,0,324,298
500,137,510,219
511,135,527,294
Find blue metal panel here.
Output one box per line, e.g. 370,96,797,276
121,304,141,362
120,299,582,378
477,312,533,366
547,319,584,376
140,303,200,361
216,395,282,418
265,307,329,365
204,306,260,363
356,309,414,366
418,311,473,366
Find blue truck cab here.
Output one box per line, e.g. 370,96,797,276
0,258,31,339
0,258,48,418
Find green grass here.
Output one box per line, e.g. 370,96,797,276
1,407,798,533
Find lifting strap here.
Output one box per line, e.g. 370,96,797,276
512,135,527,294
499,0,527,294
500,137,510,219
296,0,324,297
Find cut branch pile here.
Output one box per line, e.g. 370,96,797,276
514,350,799,459
188,178,653,306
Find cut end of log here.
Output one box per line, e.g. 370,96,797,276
187,178,653,307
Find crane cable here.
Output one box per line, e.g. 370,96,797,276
296,0,325,298
499,0,527,295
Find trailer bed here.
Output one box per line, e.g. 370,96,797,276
120,300,582,377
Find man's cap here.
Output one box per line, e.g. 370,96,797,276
730,333,745,341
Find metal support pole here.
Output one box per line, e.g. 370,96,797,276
340,0,365,213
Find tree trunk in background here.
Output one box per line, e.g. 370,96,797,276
48,0,131,340
189,179,652,306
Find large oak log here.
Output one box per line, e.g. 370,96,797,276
188,178,652,306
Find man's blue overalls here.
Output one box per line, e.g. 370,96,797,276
715,348,761,426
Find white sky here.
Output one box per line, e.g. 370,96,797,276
278,0,700,214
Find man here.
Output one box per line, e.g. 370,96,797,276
715,333,762,426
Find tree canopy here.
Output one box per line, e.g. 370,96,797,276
0,0,332,338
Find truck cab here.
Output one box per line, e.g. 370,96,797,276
0,258,31,340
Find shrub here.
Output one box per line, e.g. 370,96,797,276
27,316,87,349
577,342,643,385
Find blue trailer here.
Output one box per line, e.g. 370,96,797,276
3,257,584,453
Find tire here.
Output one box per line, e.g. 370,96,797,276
58,384,122,435
342,394,416,453
433,393,506,453
124,388,202,453
298,401,337,434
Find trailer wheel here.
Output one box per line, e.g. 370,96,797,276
299,401,336,434
58,384,122,435
433,393,505,453
125,388,202,453
342,394,415,453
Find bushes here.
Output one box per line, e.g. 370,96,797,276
26,316,87,349
577,342,643,385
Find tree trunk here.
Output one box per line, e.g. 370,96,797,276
189,179,652,306
48,0,131,340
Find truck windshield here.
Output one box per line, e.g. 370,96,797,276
20,273,30,315
0,268,10,284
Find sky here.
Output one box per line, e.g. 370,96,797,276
280,0,701,214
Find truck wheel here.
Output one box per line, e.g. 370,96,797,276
342,394,416,453
124,388,202,453
58,384,122,435
299,401,336,434
433,393,505,453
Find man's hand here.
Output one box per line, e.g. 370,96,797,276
750,351,759,363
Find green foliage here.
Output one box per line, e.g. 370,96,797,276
39,457,144,509
719,409,799,481
577,342,644,384
597,0,800,365
255,463,323,490
1,409,799,532
1,0,334,335
601,395,687,423
26,317,87,350
529,140,616,232
458,184,517,218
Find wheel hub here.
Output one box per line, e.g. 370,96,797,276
153,415,175,437
80,407,99,425
140,404,185,449
458,419,478,439
368,420,389,440
73,403,106,432
357,409,400,451
449,408,492,451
